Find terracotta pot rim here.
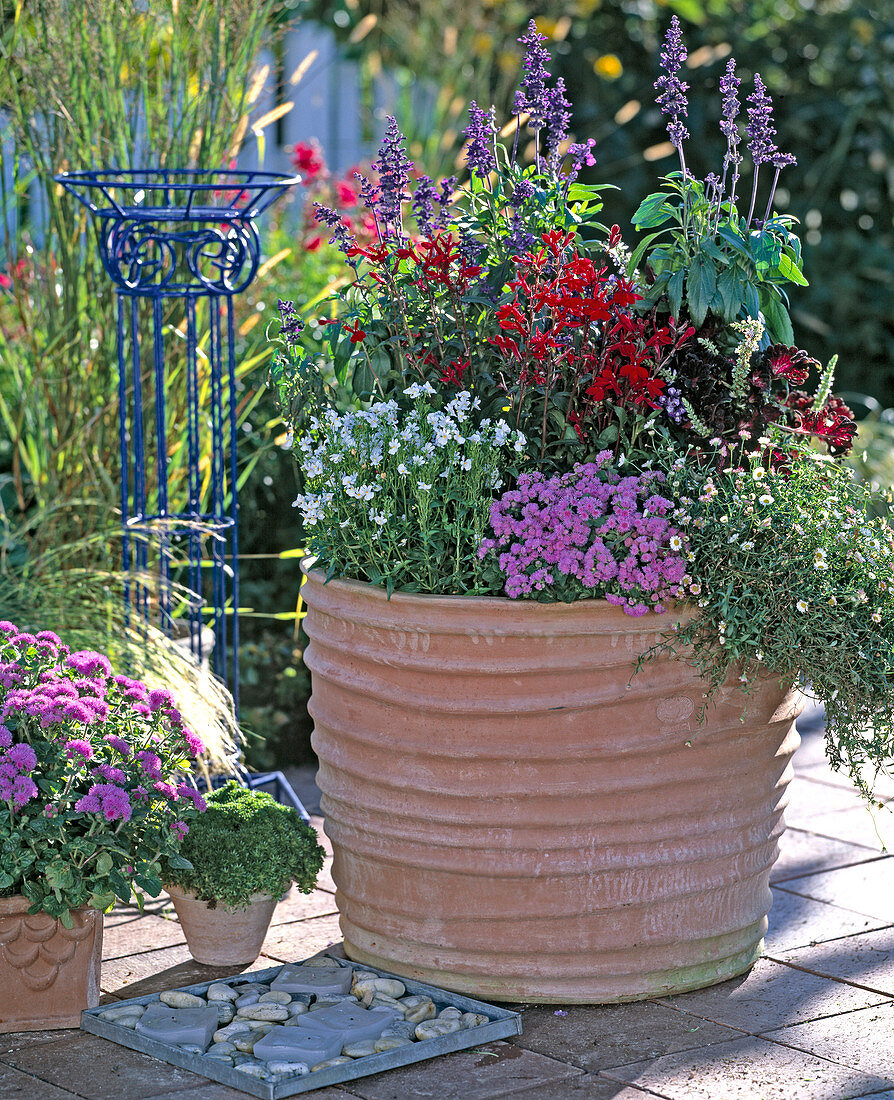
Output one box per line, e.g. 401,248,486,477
301,560,694,617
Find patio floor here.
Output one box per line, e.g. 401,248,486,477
3,704,894,1100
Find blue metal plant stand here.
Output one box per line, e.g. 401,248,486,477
55,169,297,712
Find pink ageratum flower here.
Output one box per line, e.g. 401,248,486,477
176,785,207,812
11,774,37,808
147,688,173,713
64,738,94,762
179,728,205,758
75,783,132,822
152,780,178,800
171,820,189,839
66,651,112,678
135,750,163,780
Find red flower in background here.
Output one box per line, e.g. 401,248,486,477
291,140,325,183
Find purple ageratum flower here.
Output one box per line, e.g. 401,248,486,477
177,784,207,812
35,631,61,646
135,749,163,779
412,175,437,237
104,734,131,757
0,725,11,749
94,764,126,784
147,687,173,713
544,77,572,157
6,742,37,772
66,650,112,679
513,19,552,130
654,16,689,153
0,621,16,634
64,739,94,762
179,728,205,759
371,116,414,235
74,782,132,823
11,774,37,808
0,662,23,689
464,101,497,180
171,820,189,839
152,780,178,800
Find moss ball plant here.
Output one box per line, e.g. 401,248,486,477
166,781,325,909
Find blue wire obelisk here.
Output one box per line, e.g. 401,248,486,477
56,169,297,709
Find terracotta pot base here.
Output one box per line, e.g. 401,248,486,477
166,885,277,966
0,897,103,1032
302,566,803,1004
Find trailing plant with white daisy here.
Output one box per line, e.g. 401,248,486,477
659,445,894,795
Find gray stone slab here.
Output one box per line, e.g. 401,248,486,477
780,857,894,921
770,928,894,997
514,1002,739,1072
260,913,343,962
504,1074,667,1098
603,1033,892,1099
657,959,888,1034
0,1031,212,1100
784,777,868,828
797,808,893,851
0,1065,82,1099
333,1040,583,1100
765,886,889,953
772,827,877,883
764,1002,894,1079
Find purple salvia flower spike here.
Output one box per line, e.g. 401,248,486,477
745,74,779,227
464,101,497,181
371,116,414,238
313,202,358,264
514,19,552,170
654,15,689,174
434,176,456,229
412,175,437,237
718,58,742,216
544,77,572,163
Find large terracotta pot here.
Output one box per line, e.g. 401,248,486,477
301,564,803,1004
166,885,277,965
0,897,103,1032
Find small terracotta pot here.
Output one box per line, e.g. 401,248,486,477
166,885,277,965
0,897,103,1032
301,565,804,1004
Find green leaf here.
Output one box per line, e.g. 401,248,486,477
626,230,665,278
776,252,809,286
717,266,744,320
686,255,717,326
631,192,676,230
760,291,795,344
744,282,760,319
667,268,685,321
167,854,195,871
95,852,113,876
716,224,751,258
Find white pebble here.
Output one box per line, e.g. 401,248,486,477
266,1060,310,1076
342,1039,378,1057
311,1056,354,1071
460,1012,490,1028
237,1004,290,1021
160,990,205,1009
207,983,238,1002
258,990,292,1004
287,1002,308,1017
415,1018,461,1041
374,1036,413,1052
234,1063,268,1078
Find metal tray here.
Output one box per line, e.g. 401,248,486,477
80,953,522,1098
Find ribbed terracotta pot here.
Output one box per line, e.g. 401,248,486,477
301,564,804,1004
166,885,277,965
0,897,103,1032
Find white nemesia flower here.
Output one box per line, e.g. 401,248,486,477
397,463,409,476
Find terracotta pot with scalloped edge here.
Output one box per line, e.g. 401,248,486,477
301,563,804,1004
0,896,103,1032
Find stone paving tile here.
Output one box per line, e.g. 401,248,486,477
769,927,894,997
779,857,894,921
260,912,344,962
765,886,889,953
764,1002,894,1079
0,1065,83,1098
0,1031,213,1100
269,886,340,927
334,1041,584,1100
797,807,893,851
501,1074,668,1098
601,1034,892,1100
514,1002,738,1072
101,943,277,997
784,776,869,828
1,1030,79,1057
136,1083,250,1100
657,958,888,1034
309,814,336,894
104,897,173,926
772,827,877,883
102,912,187,959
